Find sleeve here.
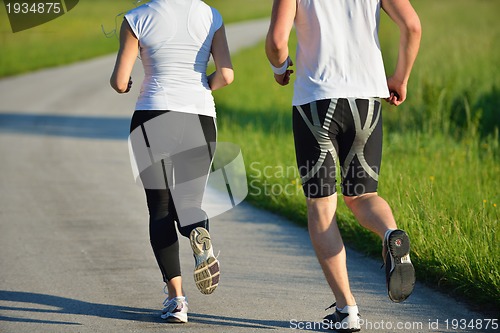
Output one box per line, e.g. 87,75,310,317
210,7,223,33
124,6,145,40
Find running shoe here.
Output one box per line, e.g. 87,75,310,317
161,296,188,323
324,303,361,332
383,229,415,302
189,227,220,295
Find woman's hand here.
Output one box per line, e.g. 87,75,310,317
124,76,133,93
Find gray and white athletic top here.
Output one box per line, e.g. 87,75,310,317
293,0,390,105
125,0,223,116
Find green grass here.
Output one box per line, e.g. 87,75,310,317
205,0,272,23
380,0,500,142
0,1,125,76
212,0,500,310
0,0,272,77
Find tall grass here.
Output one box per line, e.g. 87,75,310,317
381,0,500,141
213,0,500,309
378,1,500,303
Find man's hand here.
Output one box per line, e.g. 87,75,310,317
274,58,294,86
385,76,407,106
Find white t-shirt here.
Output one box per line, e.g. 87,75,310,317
125,0,223,117
293,0,390,106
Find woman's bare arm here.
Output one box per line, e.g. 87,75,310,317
208,25,234,91
110,19,138,93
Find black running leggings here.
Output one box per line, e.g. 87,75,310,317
129,110,217,282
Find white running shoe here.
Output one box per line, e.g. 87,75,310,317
161,296,188,323
189,227,220,295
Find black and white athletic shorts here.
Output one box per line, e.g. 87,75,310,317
293,98,383,198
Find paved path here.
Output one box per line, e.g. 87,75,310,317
0,19,495,333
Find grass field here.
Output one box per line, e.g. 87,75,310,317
1,0,498,311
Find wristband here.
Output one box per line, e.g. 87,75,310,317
270,58,289,75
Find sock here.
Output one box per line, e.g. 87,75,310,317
384,229,396,241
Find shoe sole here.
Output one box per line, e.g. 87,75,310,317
190,227,211,255
161,308,188,323
164,314,188,323
386,230,415,302
190,228,220,295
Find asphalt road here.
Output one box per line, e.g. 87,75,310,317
0,19,496,333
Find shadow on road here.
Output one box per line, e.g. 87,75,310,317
0,290,295,330
0,290,156,325
0,113,129,140
189,312,291,330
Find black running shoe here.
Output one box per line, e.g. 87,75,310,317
383,229,415,302
323,303,361,332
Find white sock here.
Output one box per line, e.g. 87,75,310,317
384,229,396,241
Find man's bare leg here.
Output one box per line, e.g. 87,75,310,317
343,193,397,240
307,193,356,308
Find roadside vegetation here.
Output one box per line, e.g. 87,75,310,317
1,0,498,311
